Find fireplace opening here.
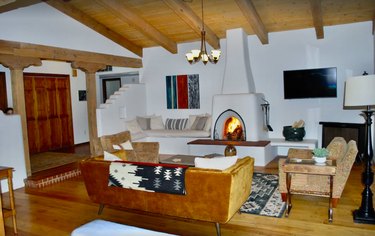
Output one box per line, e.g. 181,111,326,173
224,117,244,140
213,109,246,141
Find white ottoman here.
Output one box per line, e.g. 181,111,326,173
71,219,176,236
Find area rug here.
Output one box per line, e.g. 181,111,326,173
30,152,87,173
240,172,286,218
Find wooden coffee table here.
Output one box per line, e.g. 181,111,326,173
282,158,337,222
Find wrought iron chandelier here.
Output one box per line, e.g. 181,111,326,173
186,0,221,65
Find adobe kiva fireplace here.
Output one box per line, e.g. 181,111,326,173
188,28,273,167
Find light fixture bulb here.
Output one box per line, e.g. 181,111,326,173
192,49,200,58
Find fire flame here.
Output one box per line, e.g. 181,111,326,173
226,117,241,133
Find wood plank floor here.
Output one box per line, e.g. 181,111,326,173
3,156,375,235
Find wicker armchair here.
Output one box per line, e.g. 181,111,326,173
100,131,159,163
278,137,358,207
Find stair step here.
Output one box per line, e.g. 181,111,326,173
25,162,81,189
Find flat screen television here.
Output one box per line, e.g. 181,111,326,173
283,67,337,99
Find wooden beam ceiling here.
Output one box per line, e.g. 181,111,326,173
95,0,177,54
309,0,324,39
163,0,220,50
234,0,268,45
46,0,143,57
1,0,374,55
0,39,142,68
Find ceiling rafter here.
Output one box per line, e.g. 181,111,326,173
46,0,143,57
309,0,324,39
0,39,142,68
0,0,40,13
95,0,177,54
162,0,220,49
234,0,268,44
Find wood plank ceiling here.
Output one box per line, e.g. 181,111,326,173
0,0,374,57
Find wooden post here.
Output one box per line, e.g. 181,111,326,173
71,61,106,156
0,55,42,176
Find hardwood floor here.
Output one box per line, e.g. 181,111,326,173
4,154,375,235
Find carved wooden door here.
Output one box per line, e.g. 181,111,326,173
24,73,74,154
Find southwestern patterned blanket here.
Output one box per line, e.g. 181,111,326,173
109,162,188,195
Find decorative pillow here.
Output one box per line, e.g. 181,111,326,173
191,116,208,130
136,116,151,130
150,116,164,129
203,115,212,132
194,156,238,170
126,119,142,134
104,150,127,161
165,118,188,130
188,114,199,129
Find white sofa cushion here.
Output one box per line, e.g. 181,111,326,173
144,129,210,138
194,156,238,170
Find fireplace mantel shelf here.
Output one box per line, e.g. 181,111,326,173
188,139,270,147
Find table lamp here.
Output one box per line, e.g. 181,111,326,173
344,74,375,224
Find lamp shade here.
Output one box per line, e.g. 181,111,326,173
344,75,375,107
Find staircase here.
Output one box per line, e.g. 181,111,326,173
97,83,147,137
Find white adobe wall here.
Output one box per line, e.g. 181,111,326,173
143,22,374,146
0,113,27,191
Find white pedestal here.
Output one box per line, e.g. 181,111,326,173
188,143,274,167
269,138,318,156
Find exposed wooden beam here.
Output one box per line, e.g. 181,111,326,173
95,0,177,54
309,0,324,39
162,0,220,49
0,39,142,68
0,0,40,13
46,0,143,57
234,0,268,44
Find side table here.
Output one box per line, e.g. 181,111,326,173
0,166,17,234
282,158,337,222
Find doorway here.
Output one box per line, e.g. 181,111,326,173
102,78,121,102
23,73,74,154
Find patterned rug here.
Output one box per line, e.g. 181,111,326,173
240,172,286,218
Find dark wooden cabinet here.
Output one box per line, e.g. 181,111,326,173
319,122,365,162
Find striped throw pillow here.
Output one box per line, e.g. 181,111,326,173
165,118,188,130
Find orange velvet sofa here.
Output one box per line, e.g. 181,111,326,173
80,156,254,235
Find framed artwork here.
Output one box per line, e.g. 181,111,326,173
166,74,199,109
78,90,87,101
